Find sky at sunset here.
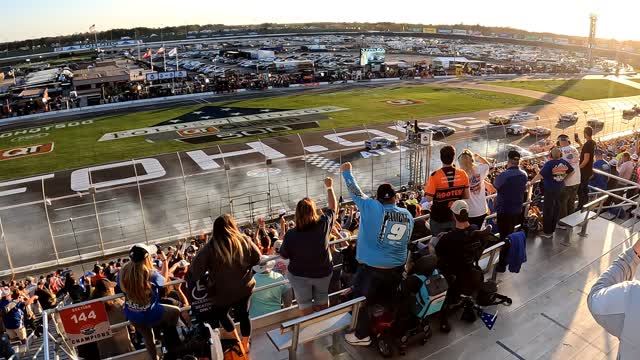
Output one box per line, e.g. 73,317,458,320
2,0,638,43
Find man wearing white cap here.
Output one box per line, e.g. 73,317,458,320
249,256,292,318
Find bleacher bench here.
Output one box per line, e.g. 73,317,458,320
267,296,365,360
559,195,608,238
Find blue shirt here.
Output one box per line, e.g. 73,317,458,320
0,299,25,330
250,271,289,318
590,159,610,191
540,159,574,191
342,170,414,268
494,166,528,215
118,270,165,326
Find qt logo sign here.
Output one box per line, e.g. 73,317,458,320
0,143,54,161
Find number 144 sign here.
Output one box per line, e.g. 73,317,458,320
60,301,112,346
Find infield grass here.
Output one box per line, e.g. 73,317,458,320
488,79,640,101
0,85,546,180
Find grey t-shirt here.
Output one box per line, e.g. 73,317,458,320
280,209,335,278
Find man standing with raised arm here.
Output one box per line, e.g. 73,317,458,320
341,162,414,346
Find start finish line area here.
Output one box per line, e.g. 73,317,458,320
247,216,632,360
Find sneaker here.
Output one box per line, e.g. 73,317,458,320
556,224,567,230
540,232,554,238
344,332,371,346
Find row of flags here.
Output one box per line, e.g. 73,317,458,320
142,47,178,59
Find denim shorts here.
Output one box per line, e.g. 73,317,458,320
287,273,332,310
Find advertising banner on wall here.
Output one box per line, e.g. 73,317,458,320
54,40,142,52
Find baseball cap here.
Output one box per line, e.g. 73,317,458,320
94,278,116,293
376,183,397,201
595,149,604,155
507,150,521,161
451,200,469,215
25,276,34,283
253,256,275,273
610,159,618,166
0,288,11,298
129,243,157,263
632,154,638,161
557,134,570,141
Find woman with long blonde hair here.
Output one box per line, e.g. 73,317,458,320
280,177,337,315
118,244,181,360
458,149,495,228
188,214,261,352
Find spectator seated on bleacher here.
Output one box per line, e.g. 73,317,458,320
249,256,292,318
429,200,485,333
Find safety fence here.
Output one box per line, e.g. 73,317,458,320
1,98,640,279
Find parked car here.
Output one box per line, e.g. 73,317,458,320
587,118,604,128
364,137,397,150
528,138,555,154
528,126,552,136
558,112,578,122
506,124,529,135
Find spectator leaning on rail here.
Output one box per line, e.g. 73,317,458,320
557,134,581,222
574,127,596,210
280,177,337,315
588,239,640,359
341,161,414,346
531,147,574,238
493,150,528,272
424,145,470,236
457,149,495,228
188,214,261,353
118,244,182,360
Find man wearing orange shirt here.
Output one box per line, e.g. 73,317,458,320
424,145,470,235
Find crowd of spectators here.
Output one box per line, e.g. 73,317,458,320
3,127,640,358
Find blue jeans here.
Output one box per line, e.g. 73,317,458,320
351,264,404,339
543,187,562,234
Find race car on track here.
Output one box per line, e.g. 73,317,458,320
489,115,511,125
506,124,529,135
622,105,640,118
558,112,579,122
495,145,533,162
527,126,552,136
587,118,605,128
364,137,397,150
510,112,540,121
528,138,555,154
426,125,456,138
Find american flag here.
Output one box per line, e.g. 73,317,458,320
154,106,288,126
477,308,498,330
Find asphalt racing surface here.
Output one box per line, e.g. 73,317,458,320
1,79,640,275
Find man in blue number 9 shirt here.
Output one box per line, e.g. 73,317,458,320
341,162,414,346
